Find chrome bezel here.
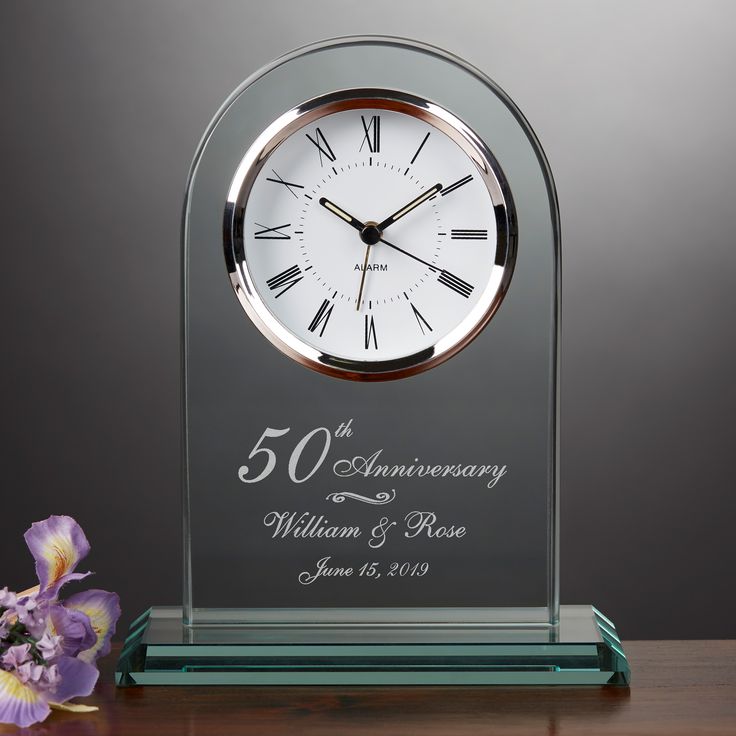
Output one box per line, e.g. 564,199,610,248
223,88,517,381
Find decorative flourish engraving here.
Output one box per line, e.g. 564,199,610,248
326,489,397,505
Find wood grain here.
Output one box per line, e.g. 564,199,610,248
1,640,734,735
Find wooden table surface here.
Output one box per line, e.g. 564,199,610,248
1,640,734,735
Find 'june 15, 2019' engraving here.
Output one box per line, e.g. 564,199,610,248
236,419,508,585
298,558,430,585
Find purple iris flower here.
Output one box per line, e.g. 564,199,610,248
0,516,121,728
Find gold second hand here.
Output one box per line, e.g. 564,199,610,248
356,243,372,311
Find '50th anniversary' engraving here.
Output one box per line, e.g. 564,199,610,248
236,419,507,585
238,418,507,492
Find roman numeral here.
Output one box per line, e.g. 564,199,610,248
441,175,473,197
254,222,291,240
410,131,430,164
305,127,336,166
410,303,432,335
265,170,304,198
364,314,378,350
438,269,474,298
307,299,334,336
360,115,380,153
266,264,303,298
451,229,488,240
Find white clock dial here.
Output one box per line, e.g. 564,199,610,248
225,91,515,380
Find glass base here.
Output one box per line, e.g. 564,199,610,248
115,605,629,686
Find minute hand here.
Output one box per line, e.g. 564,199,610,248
377,183,442,231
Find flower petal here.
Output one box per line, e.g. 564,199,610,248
0,669,51,728
50,605,96,658
16,584,40,599
0,587,18,608
50,701,99,713
51,656,98,703
12,594,52,641
0,644,32,670
24,516,91,598
63,590,121,663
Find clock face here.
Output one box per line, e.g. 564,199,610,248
224,90,515,380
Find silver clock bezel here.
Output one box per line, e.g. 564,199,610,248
223,87,517,381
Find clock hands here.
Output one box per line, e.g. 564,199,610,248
356,243,372,310
376,183,442,231
319,184,469,307
318,197,364,233
319,198,380,309
379,237,474,298
319,183,442,239
318,196,443,273
378,237,438,272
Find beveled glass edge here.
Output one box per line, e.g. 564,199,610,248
186,606,552,628
181,35,562,628
130,606,615,644
116,606,630,687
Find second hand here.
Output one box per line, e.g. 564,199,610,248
379,237,439,273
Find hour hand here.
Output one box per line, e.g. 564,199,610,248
377,183,442,231
319,197,365,232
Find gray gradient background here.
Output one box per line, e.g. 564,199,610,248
1,1,734,640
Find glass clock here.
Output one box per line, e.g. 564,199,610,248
224,90,516,379
116,36,629,688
